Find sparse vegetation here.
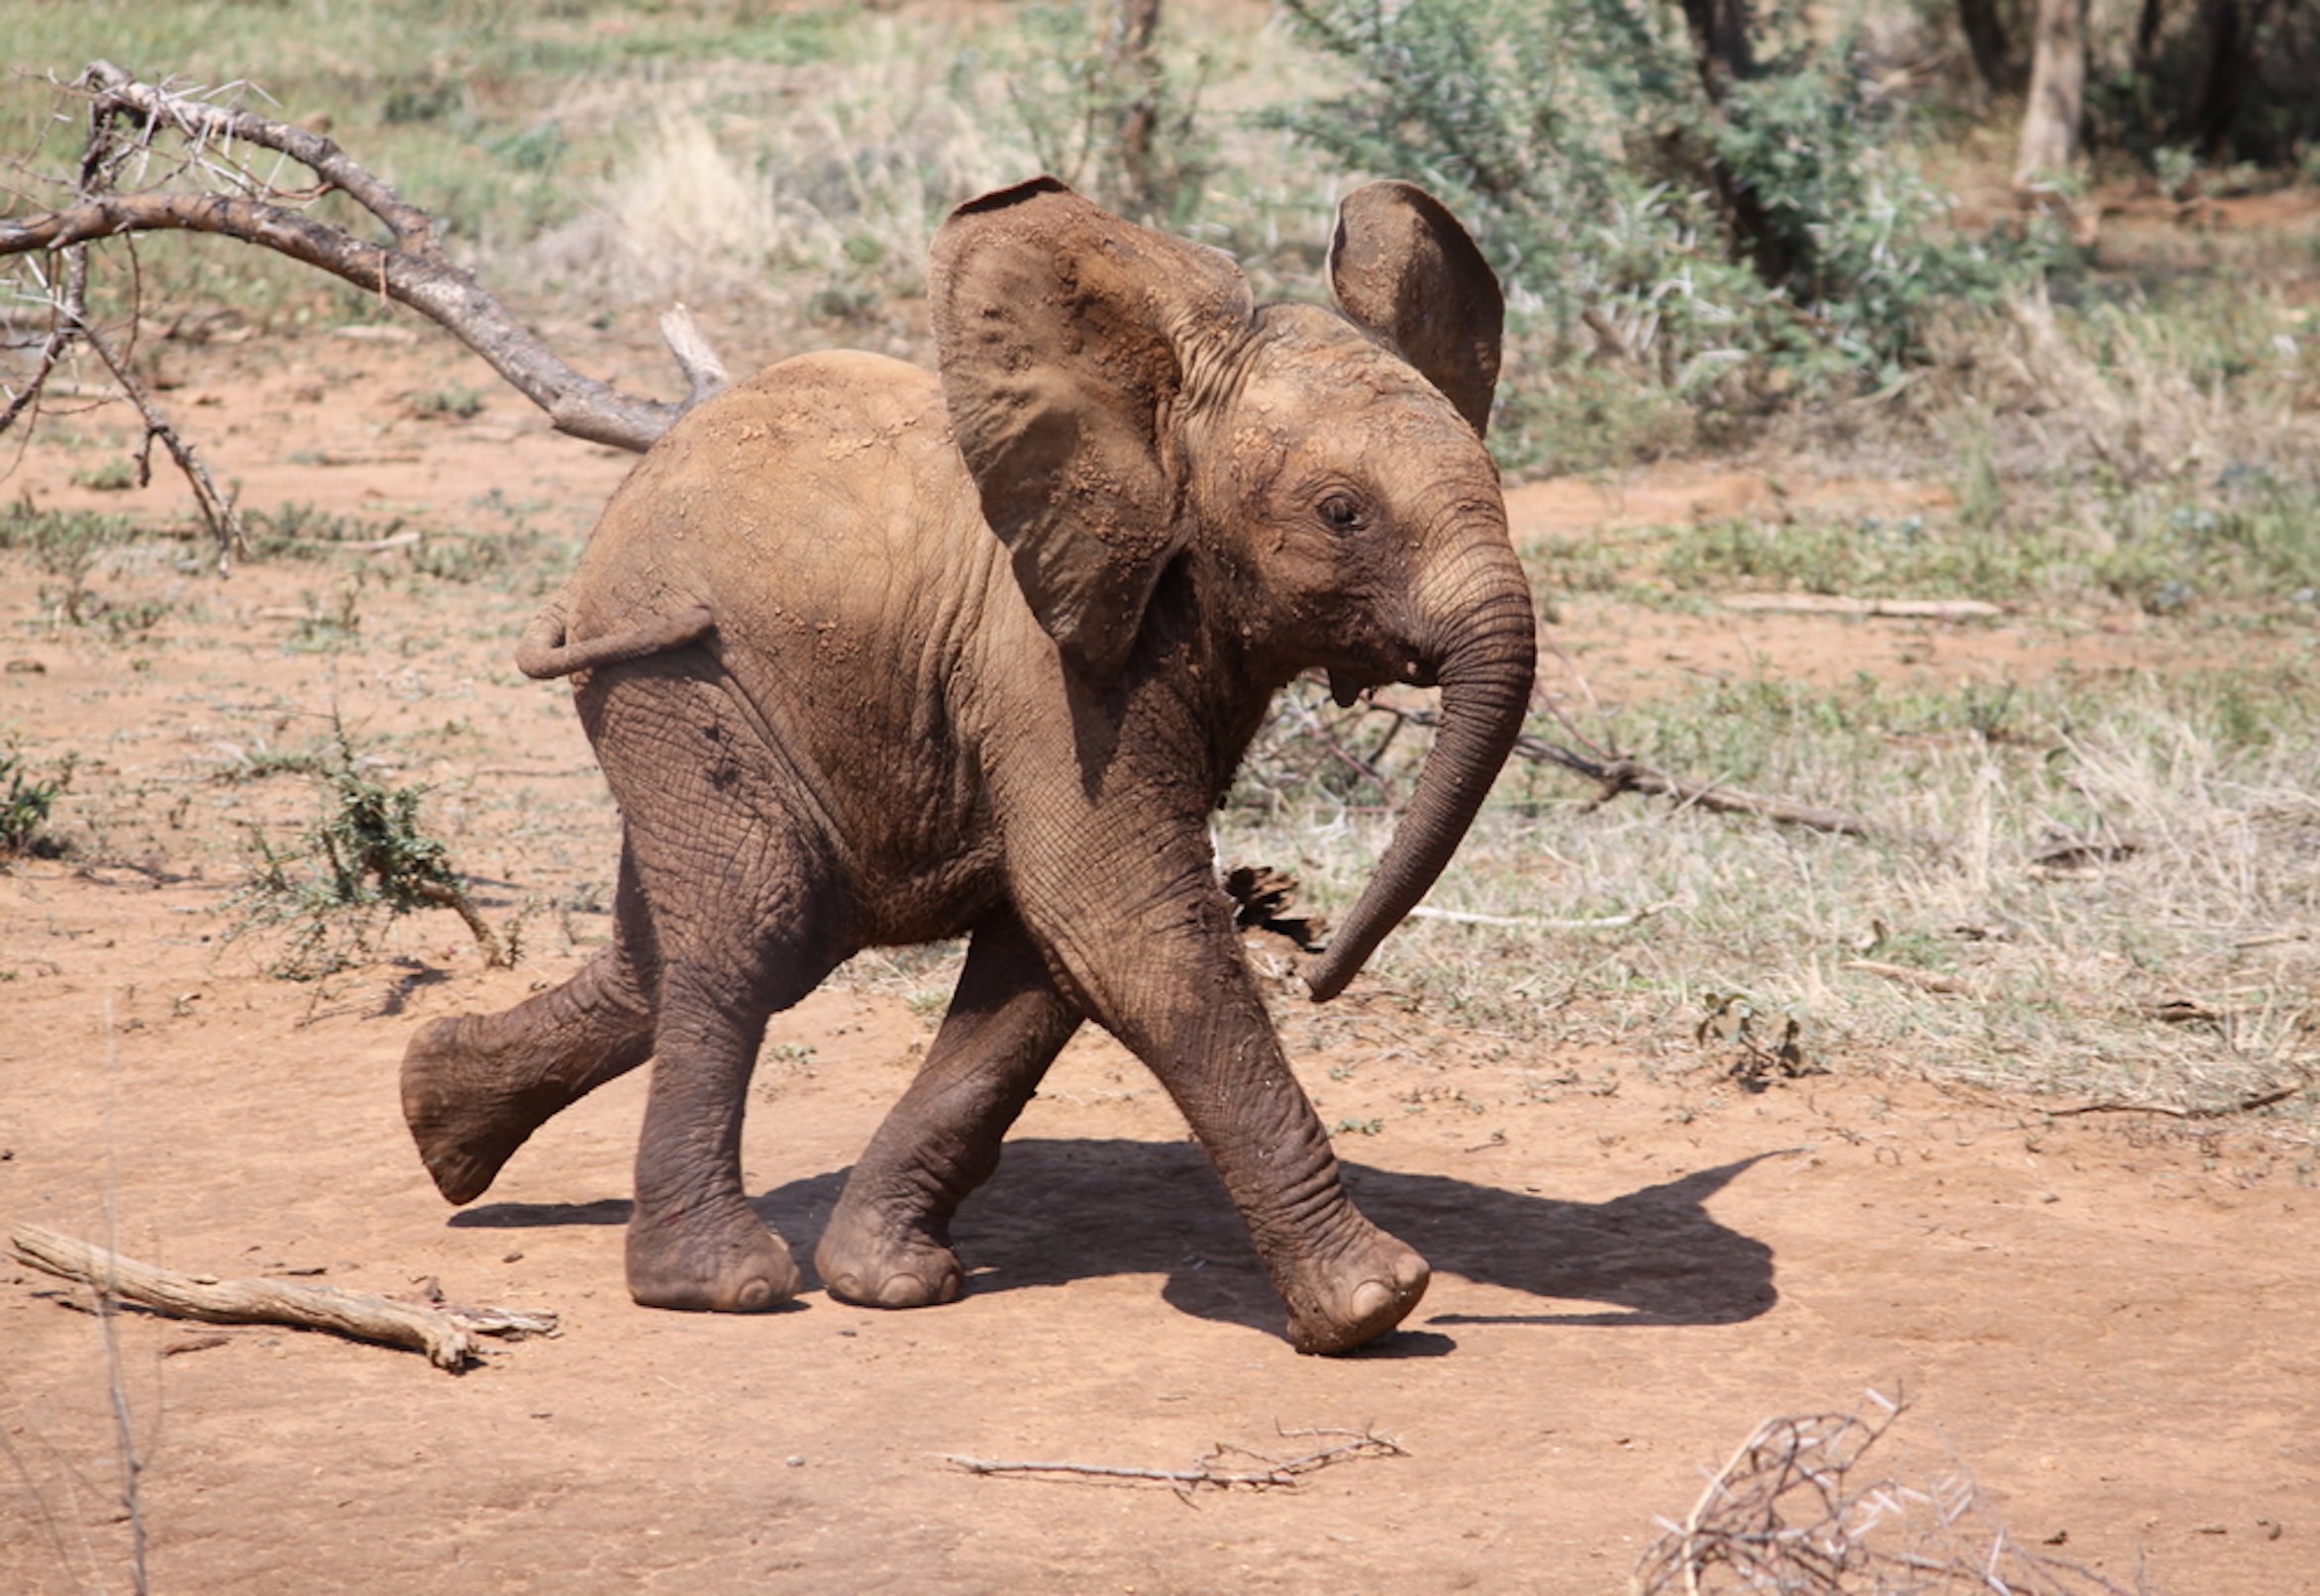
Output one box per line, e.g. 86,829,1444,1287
1232,662,2320,1120
229,723,510,978
0,502,140,624
3,5,2319,1590
0,747,74,859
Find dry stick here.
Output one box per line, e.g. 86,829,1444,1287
946,1430,1405,1494
1374,699,1913,848
2039,1070,2317,1121
8,1224,556,1372
1719,594,2008,621
1,64,726,453
77,311,247,568
1408,902,1670,932
1839,957,1982,998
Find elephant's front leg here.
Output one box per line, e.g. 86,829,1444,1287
1024,857,1428,1353
817,911,1081,1308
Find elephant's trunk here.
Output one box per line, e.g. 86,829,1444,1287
1301,564,1536,1002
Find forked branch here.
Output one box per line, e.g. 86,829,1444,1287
1,61,726,481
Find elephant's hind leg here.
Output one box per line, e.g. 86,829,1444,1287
622,833,850,1316
401,840,660,1204
817,912,1080,1308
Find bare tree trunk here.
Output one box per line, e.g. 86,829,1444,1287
2015,0,2089,185
1676,0,1758,96
2135,0,2169,75
1960,0,2030,94
1107,0,1163,221
1671,0,1806,290
2190,0,2280,157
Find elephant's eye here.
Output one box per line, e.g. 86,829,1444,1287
1317,492,1365,532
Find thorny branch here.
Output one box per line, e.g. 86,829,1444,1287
2,62,731,558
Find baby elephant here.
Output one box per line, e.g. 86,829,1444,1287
401,177,1536,1353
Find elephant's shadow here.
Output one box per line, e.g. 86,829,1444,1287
453,1142,1783,1348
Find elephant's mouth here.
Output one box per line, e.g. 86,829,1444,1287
1326,657,1436,707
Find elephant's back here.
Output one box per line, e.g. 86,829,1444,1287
569,350,972,631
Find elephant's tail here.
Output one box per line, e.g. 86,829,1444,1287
515,597,717,679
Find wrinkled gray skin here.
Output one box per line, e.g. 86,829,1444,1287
400,178,1536,1353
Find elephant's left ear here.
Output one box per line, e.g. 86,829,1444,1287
1328,182,1504,439
932,177,1255,683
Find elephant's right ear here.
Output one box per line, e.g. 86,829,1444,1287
1328,181,1504,439
931,177,1254,683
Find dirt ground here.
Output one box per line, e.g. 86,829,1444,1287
4,334,2316,1595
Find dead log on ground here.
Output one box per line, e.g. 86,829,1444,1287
9,1222,556,1372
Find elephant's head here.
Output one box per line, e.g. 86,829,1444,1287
931,178,1537,1002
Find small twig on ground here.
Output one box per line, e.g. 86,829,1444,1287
2041,1068,2317,1121
1840,957,1982,999
9,1223,556,1372
945,1428,1405,1500
1364,698,1917,848
1407,902,1671,932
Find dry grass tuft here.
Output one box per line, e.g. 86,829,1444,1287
1230,666,2320,1126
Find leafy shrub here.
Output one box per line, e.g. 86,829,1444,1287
1273,0,2045,410
990,0,1215,227
231,726,507,977
0,749,75,860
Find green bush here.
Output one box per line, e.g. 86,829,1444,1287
0,749,74,860
1273,0,2047,408
988,1,1215,227
231,726,507,977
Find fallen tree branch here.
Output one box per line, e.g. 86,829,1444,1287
9,1222,555,1372
945,1428,1406,1497
2,62,727,467
1720,594,2007,620
1370,699,1918,848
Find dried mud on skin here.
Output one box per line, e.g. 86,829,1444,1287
4,337,2317,1595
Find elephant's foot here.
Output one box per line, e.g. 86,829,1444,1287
1276,1225,1430,1355
626,1197,802,1313
814,1197,964,1309
401,1016,553,1205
